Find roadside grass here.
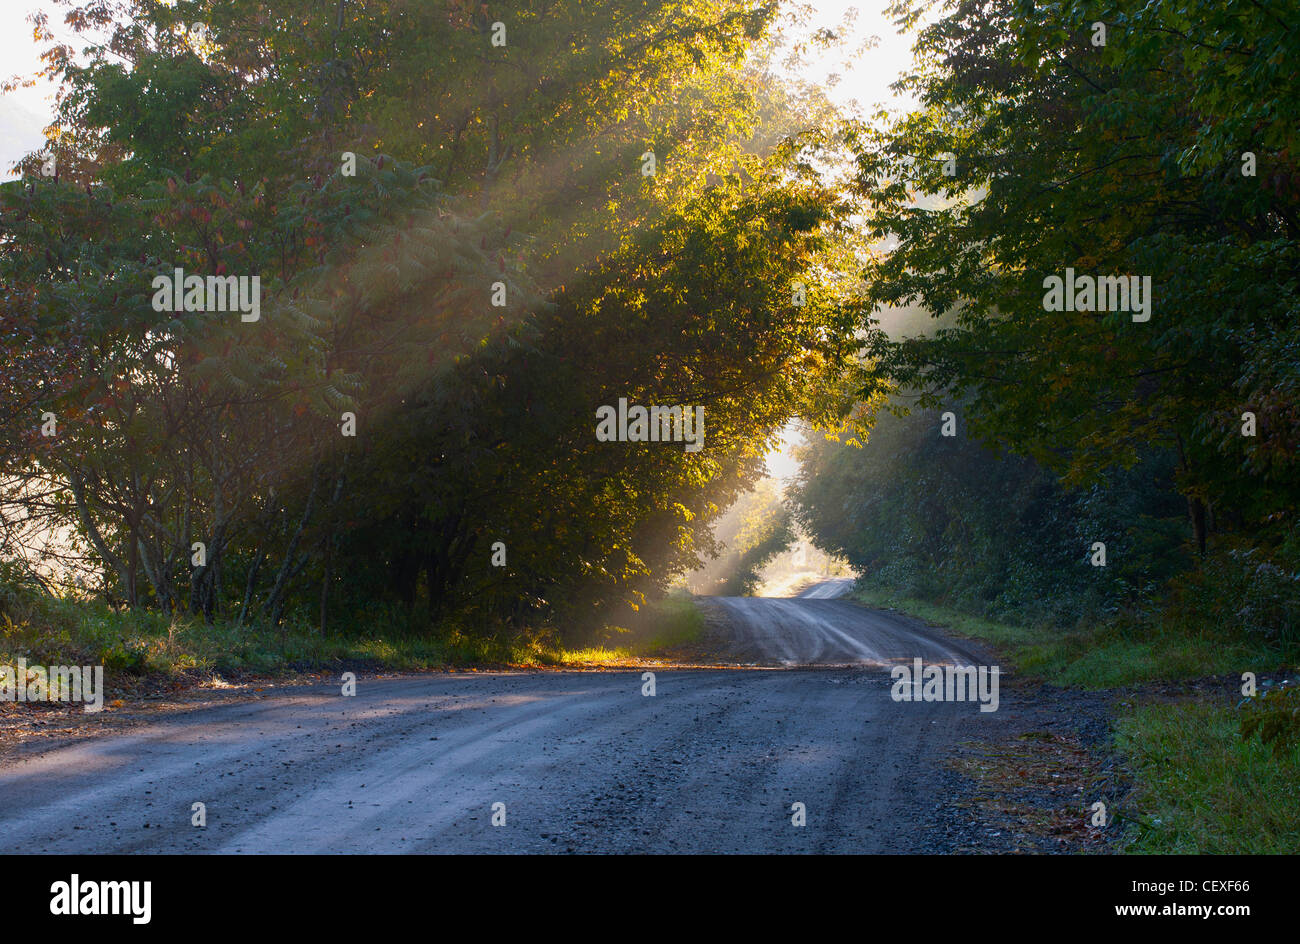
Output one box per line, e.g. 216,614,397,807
589,590,706,660
849,588,1292,689
1114,700,1300,853
0,589,706,687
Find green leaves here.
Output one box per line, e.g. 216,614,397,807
3,1,869,636
853,0,1300,557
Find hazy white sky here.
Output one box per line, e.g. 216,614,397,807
1,2,60,179
777,0,925,114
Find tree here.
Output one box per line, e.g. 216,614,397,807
850,0,1299,561
2,0,868,638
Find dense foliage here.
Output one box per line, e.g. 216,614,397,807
792,0,1298,641
791,405,1188,625
1,0,864,639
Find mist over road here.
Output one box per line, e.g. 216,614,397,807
795,576,857,599
1,581,1004,853
703,578,984,667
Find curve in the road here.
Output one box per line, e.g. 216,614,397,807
703,579,985,667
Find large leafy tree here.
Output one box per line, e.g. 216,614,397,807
851,0,1300,558
2,0,867,636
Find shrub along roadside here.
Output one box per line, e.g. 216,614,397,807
0,588,707,690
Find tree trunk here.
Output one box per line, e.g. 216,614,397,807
262,474,319,624
1175,433,1209,558
319,538,332,637
1188,496,1208,557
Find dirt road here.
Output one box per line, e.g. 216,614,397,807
706,577,983,665
0,582,1012,853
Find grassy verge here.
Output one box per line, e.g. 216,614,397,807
571,591,706,663
1114,701,1300,853
849,587,1290,689
0,590,707,687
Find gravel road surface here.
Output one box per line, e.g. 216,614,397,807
1,581,1011,853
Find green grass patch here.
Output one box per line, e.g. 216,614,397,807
852,584,1300,854
1114,700,1300,853
850,587,1292,689
0,588,706,685
0,596,575,679
593,590,705,659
